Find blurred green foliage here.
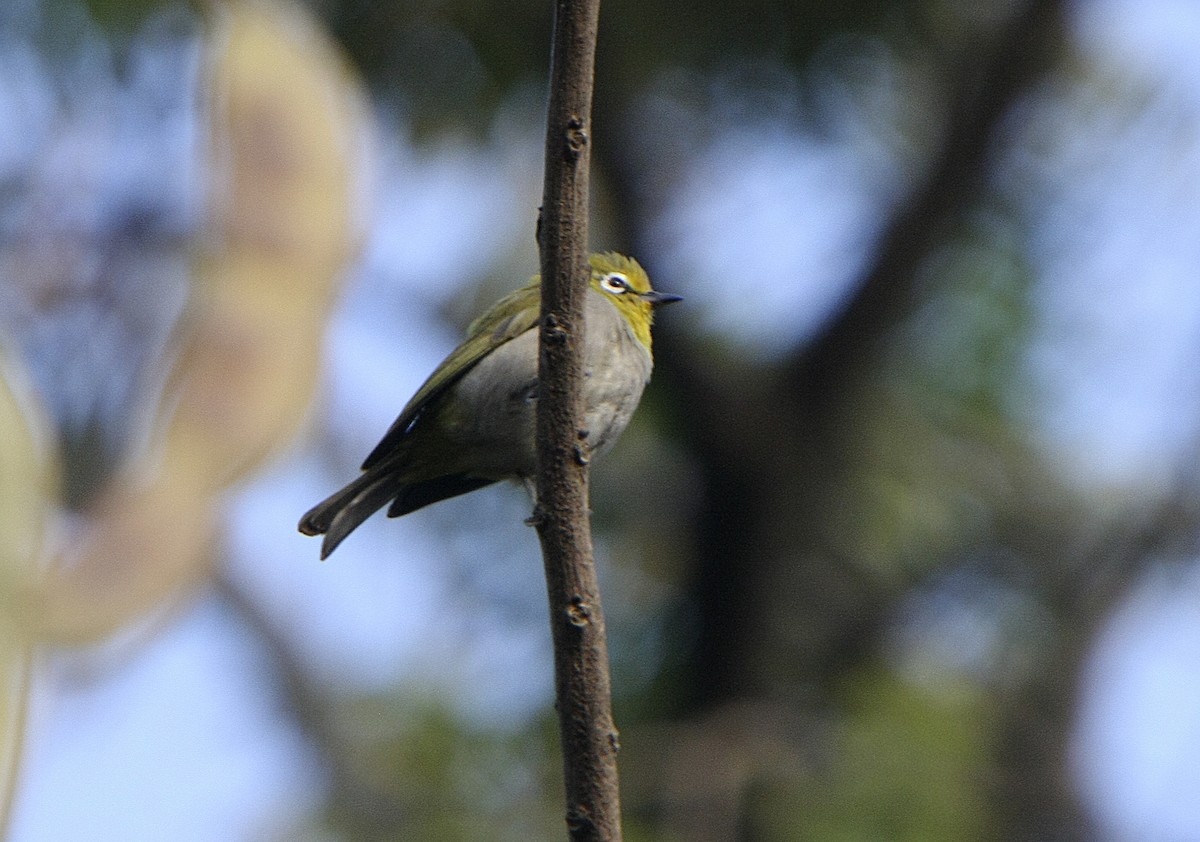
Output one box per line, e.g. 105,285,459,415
765,669,989,842
319,695,565,841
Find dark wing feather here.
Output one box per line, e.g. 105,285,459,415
298,282,541,557
361,283,541,470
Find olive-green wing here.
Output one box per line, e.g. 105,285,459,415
361,282,541,470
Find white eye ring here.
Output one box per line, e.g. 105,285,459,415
600,273,630,294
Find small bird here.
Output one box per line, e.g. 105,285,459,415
299,252,680,558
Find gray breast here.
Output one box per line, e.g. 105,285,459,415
579,290,653,459
446,289,652,479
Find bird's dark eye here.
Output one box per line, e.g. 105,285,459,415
600,273,629,294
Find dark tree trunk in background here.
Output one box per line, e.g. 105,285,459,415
596,2,1105,840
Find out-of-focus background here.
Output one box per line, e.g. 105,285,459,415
3,0,1200,839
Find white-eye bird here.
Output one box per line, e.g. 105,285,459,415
299,252,680,558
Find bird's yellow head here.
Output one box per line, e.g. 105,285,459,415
588,252,681,351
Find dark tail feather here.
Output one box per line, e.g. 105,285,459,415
300,470,502,558
298,471,399,559
387,474,494,518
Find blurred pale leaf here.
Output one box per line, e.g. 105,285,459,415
184,0,368,490
40,0,366,642
0,344,57,829
39,479,214,643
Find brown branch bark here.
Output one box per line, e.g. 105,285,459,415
534,1,622,841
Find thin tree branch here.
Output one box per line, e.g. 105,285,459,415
534,1,622,840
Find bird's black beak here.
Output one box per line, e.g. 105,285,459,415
641,290,684,307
